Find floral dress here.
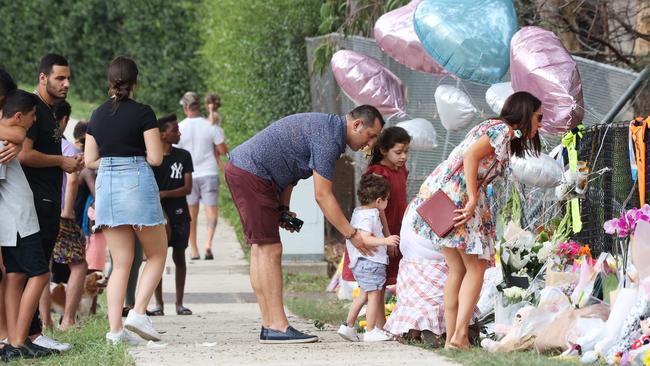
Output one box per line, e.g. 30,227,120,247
404,119,512,260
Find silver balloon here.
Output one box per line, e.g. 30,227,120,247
434,85,477,131
485,82,514,115
510,153,564,188
395,118,438,149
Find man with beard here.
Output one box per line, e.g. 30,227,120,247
18,54,82,352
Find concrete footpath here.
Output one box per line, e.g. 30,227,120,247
130,215,459,366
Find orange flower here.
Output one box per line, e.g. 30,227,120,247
578,244,592,259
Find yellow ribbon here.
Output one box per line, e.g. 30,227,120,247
562,124,584,233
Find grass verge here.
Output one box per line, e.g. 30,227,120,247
435,347,587,366
283,272,348,326
7,293,132,366
285,296,349,327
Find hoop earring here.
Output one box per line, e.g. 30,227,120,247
513,129,523,139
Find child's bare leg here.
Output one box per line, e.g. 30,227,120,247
37,271,53,330
0,268,7,342
345,289,367,327
5,273,25,346
366,290,383,332
376,288,386,329
15,273,49,345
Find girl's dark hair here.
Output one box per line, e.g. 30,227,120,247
108,56,138,110
53,100,71,122
0,67,17,109
73,120,88,149
369,126,411,165
357,174,391,205
498,91,542,158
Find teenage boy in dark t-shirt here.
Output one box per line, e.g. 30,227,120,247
148,114,194,316
18,54,81,352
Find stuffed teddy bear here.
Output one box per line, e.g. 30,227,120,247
481,305,536,352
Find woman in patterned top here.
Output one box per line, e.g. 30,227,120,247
403,91,542,350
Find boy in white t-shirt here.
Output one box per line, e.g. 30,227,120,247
338,174,399,342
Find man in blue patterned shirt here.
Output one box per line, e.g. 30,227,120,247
226,105,384,344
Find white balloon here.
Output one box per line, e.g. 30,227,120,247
396,118,438,149
510,153,563,188
485,82,514,115
434,85,477,131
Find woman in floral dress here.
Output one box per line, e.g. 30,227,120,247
401,91,543,349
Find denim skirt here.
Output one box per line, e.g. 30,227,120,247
94,156,164,230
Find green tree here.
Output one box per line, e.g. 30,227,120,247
0,0,204,114
199,0,321,146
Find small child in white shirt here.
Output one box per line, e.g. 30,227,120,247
338,174,399,342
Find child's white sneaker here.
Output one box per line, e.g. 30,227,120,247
337,322,360,342
363,328,394,342
106,329,142,346
124,309,161,341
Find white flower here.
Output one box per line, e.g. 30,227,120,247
537,241,557,262
509,250,530,270
503,286,527,301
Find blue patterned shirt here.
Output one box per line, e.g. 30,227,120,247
230,113,346,192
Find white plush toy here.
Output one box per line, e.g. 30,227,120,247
481,305,536,352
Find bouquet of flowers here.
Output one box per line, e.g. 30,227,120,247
499,221,556,287
502,286,527,306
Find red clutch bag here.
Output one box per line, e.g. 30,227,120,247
416,190,458,238
416,153,500,238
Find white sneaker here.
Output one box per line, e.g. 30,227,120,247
106,329,142,346
124,309,161,341
32,334,72,352
363,328,394,342
337,323,360,342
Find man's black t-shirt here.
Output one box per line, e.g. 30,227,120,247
22,98,63,204
153,147,193,222
87,98,157,157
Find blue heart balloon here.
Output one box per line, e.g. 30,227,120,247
414,0,518,84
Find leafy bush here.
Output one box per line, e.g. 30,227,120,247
199,0,321,147
0,0,204,114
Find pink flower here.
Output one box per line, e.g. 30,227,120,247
604,219,618,235
604,206,650,238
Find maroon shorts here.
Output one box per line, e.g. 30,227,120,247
224,161,281,245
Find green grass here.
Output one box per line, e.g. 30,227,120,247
282,271,347,326
285,296,350,326
18,84,99,121
7,293,133,366
283,272,330,293
435,348,587,366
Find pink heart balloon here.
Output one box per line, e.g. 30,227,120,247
331,50,406,117
510,26,584,136
374,0,448,75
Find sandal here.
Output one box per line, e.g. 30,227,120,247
146,307,165,316
204,251,214,260
190,255,200,260
176,306,192,315
121,306,132,317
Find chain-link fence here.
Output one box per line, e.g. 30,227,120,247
307,34,642,252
